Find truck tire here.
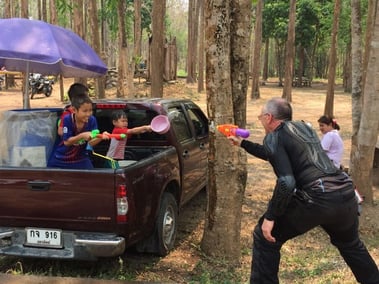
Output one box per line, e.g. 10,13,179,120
156,192,178,256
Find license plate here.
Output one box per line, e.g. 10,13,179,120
25,228,62,248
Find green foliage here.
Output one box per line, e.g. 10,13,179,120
177,69,187,77
296,0,319,48
339,0,352,41
262,0,335,49
141,0,153,35
99,0,152,42
56,0,73,27
262,0,290,43
100,0,123,39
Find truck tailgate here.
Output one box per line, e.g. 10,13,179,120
0,168,117,232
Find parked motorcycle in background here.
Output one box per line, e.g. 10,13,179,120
29,73,54,99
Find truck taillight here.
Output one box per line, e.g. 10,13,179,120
117,184,128,223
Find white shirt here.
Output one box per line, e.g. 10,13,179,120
321,130,344,168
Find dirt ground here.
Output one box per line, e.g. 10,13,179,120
0,77,378,283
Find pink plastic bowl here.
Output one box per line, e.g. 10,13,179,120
151,115,170,134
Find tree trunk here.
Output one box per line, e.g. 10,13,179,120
351,0,379,204
49,0,57,24
21,0,28,18
275,40,285,87
297,46,305,84
4,0,11,18
262,38,269,81
343,40,352,93
151,0,166,97
186,0,199,83
250,0,263,100
349,0,363,176
197,0,205,93
73,0,86,86
282,0,296,102
201,0,249,265
324,0,341,117
117,0,127,98
88,0,105,99
231,0,251,128
20,0,30,109
134,0,142,59
362,0,376,92
41,0,47,21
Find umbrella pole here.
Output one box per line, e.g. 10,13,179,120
23,62,30,109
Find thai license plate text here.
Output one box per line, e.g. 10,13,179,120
25,228,62,248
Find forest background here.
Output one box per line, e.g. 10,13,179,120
0,0,379,283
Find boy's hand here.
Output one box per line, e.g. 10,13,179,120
101,131,111,140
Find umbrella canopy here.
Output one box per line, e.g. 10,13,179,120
0,18,107,77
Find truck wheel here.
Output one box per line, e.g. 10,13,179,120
156,192,178,256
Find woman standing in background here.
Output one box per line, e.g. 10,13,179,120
318,115,344,169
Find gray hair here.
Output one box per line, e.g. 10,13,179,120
265,97,292,121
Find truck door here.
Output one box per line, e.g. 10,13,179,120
168,105,208,204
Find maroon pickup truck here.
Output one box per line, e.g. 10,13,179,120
0,98,208,260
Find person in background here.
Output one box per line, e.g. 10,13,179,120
57,83,89,136
228,97,379,284
106,110,151,160
318,115,344,169
48,93,109,169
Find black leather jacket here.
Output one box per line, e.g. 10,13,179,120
241,121,345,220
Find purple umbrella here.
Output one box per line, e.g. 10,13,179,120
0,18,107,108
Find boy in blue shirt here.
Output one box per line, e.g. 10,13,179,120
48,93,108,169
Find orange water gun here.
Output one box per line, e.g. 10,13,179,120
217,124,250,138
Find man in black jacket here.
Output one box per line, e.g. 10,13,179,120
229,97,379,284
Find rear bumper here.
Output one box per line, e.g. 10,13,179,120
0,227,125,260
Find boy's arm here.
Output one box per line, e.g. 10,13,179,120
57,125,63,136
58,107,72,136
64,132,92,146
127,125,152,135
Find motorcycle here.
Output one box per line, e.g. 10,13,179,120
29,73,54,99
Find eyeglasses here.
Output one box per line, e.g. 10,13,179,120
257,113,269,120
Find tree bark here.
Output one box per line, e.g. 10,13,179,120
297,46,305,85
349,0,364,175
262,39,269,81
116,0,127,98
88,0,105,99
49,0,57,24
151,0,166,97
4,0,11,18
250,0,263,100
197,0,205,93
186,0,199,83
282,0,296,102
324,0,341,117
134,0,142,60
343,40,352,93
20,0,30,109
73,0,86,86
41,0,47,22
20,0,28,18
231,0,251,128
201,0,249,264
352,0,379,204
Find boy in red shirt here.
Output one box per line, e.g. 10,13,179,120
106,110,151,160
